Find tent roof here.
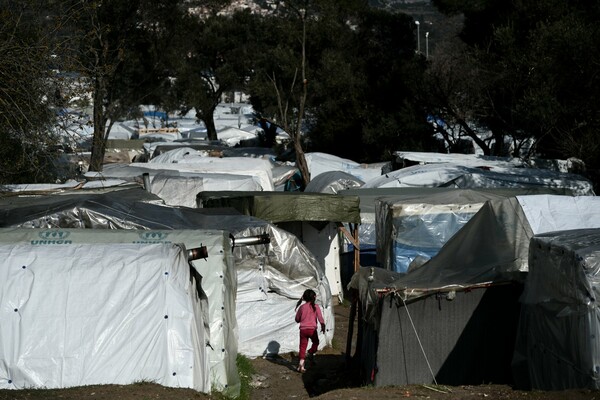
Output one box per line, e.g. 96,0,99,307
304,171,364,194
198,191,361,224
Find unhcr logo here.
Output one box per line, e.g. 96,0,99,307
134,231,172,244
31,230,72,245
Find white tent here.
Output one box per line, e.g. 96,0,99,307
305,152,386,183
132,157,275,191
0,241,209,392
85,163,264,207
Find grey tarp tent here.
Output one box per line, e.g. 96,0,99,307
514,228,600,390
348,194,600,387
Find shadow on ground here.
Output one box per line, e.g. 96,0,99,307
263,353,361,397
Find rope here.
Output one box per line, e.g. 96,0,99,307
398,294,438,385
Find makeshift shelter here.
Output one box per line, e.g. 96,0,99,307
373,188,574,273
338,187,571,284
361,162,595,196
130,157,275,191
376,190,505,272
304,171,365,194
0,241,209,391
348,195,600,387
305,152,387,183
198,191,362,301
85,163,264,207
514,228,600,391
0,188,335,393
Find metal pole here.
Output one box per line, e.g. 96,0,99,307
229,233,270,248
415,20,420,53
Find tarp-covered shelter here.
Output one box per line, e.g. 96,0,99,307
198,191,362,301
305,152,387,183
129,157,275,191
338,187,572,282
361,162,595,196
304,171,364,194
348,195,600,388
514,228,600,390
373,188,575,273
0,188,334,394
0,241,209,391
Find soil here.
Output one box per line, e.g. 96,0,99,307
1,302,599,400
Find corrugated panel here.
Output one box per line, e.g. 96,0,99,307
373,284,522,387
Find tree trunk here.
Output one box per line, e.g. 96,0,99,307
198,107,218,141
89,78,108,172
294,9,310,188
294,136,310,187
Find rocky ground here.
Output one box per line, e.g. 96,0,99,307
1,302,599,400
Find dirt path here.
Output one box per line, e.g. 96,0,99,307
247,301,355,399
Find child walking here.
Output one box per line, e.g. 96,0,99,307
294,289,326,373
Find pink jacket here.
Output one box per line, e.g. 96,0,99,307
295,302,325,330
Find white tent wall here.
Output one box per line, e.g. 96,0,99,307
132,157,274,191
149,174,262,207
514,229,600,391
236,296,333,357
232,224,335,357
0,228,239,397
278,221,344,302
0,242,208,392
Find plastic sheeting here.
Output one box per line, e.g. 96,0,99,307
132,157,274,191
0,227,238,395
375,189,512,272
305,152,386,183
150,173,263,207
368,194,600,301
361,163,595,196
198,191,361,300
514,229,600,390
0,188,334,361
0,242,209,391
304,171,364,194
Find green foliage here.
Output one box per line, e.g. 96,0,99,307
431,0,600,179
52,0,188,171
249,1,434,164
211,354,255,400
0,0,62,184
168,10,262,140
